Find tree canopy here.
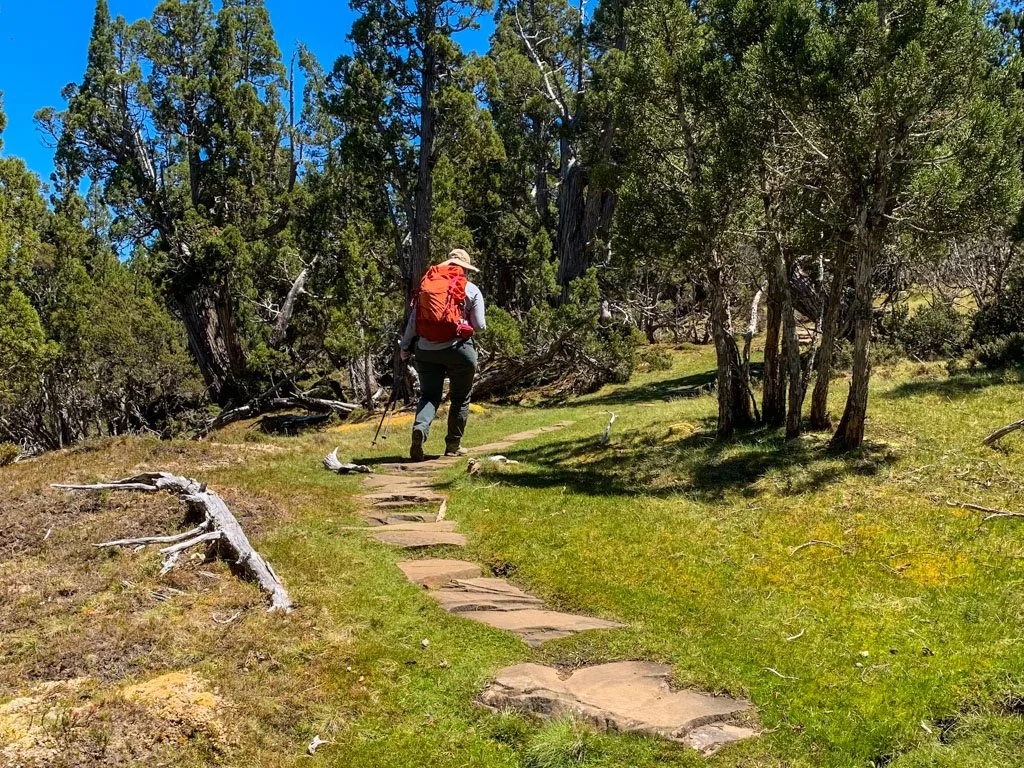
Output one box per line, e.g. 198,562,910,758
2,0,1023,453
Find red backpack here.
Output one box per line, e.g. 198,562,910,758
414,264,467,343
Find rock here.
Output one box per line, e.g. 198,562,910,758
346,521,459,533
462,608,624,646
371,530,467,548
430,578,545,613
365,512,437,525
398,559,483,588
480,662,757,755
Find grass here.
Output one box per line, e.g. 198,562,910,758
1,344,1023,766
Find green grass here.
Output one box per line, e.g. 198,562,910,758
3,345,1024,767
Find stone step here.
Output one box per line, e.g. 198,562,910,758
430,578,545,613
480,662,758,756
371,530,467,549
365,512,438,525
461,608,624,647
343,521,458,533
398,559,482,588
362,475,437,492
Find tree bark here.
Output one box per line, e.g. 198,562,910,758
831,224,881,451
176,283,247,405
270,259,316,349
761,281,786,428
409,9,437,297
809,238,851,431
708,259,752,439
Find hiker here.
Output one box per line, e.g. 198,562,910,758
400,248,487,461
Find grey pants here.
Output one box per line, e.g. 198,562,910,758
413,341,478,449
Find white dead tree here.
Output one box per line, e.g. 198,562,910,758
54,472,293,612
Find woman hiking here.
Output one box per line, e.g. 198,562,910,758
399,248,487,461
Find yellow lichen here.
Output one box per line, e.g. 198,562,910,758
122,671,224,739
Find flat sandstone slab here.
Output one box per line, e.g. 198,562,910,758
463,608,624,646
480,662,757,755
344,521,458,533
398,559,483,587
371,530,467,548
431,578,545,613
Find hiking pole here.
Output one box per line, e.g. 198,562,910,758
371,388,397,448
381,358,408,442
371,357,407,448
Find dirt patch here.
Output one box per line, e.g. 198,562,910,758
0,492,105,564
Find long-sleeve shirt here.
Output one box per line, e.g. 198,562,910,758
401,281,487,351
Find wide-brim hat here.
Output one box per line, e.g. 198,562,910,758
440,248,479,272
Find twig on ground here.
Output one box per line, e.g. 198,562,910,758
983,418,1024,447
789,540,843,556
212,611,242,626
786,629,806,642
764,667,799,680
946,499,1024,522
94,525,209,549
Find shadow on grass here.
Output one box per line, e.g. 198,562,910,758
884,371,1006,400
491,419,897,500
578,370,719,407
575,364,769,409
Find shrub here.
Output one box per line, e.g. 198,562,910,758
974,332,1024,369
972,286,1024,344
899,302,970,360
637,344,674,373
0,442,19,466
477,306,525,359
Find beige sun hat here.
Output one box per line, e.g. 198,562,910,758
441,248,480,272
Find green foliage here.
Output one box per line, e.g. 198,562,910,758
972,283,1024,345
890,302,971,361
477,306,525,359
0,442,18,466
637,344,674,373
974,332,1024,370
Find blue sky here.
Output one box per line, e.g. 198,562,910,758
0,1,493,183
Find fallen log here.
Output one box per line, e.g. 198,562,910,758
197,392,359,439
54,472,293,613
259,412,333,435
983,418,1024,447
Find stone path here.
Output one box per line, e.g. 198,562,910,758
480,662,758,757
342,419,758,756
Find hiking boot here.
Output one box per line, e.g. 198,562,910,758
444,444,468,457
410,429,426,462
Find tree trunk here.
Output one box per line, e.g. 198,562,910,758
761,258,787,429
809,238,851,431
409,18,437,297
176,283,247,405
348,329,377,412
556,148,590,289
709,261,751,439
831,225,881,451
270,259,316,349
